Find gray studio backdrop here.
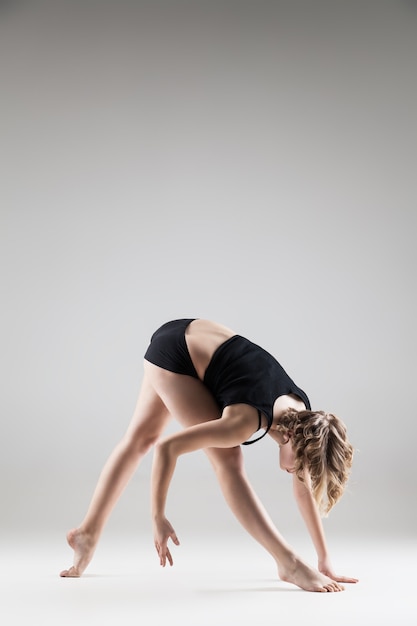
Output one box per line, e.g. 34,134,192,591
1,0,416,542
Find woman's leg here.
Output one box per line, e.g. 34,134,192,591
146,363,344,592
146,364,293,558
60,372,171,577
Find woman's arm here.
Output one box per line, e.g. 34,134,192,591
292,472,329,562
292,473,358,583
151,406,256,566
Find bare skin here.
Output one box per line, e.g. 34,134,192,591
61,319,356,591
61,529,96,578
60,376,171,577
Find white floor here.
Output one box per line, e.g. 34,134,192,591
1,531,416,626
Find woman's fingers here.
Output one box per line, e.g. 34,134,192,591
170,531,180,546
333,574,359,583
153,518,180,566
156,544,168,567
320,567,359,584
155,536,179,567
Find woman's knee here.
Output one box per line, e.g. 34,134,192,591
122,429,160,456
206,446,244,475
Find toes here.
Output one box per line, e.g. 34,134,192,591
325,583,344,592
60,566,80,578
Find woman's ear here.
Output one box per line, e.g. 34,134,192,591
281,430,291,445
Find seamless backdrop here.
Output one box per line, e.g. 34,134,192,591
1,0,416,542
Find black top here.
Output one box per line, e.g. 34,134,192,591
203,335,311,443
144,319,311,445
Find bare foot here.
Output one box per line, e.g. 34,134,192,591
60,528,97,577
278,556,345,593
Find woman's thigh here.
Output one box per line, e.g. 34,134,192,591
144,361,221,425
144,361,242,469
123,368,172,447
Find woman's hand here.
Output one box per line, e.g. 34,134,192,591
318,557,359,584
153,516,180,567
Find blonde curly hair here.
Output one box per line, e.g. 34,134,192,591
277,409,354,516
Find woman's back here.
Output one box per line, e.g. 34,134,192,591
185,319,236,380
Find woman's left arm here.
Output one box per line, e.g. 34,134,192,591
151,409,255,566
292,473,358,583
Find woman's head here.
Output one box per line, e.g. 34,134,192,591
276,409,354,516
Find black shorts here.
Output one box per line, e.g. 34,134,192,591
144,319,199,378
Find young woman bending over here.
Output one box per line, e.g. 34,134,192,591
61,318,357,592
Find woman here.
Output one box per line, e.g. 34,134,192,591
61,318,357,592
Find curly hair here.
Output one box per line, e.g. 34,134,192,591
277,409,354,516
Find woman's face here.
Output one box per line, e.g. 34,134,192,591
279,440,296,473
